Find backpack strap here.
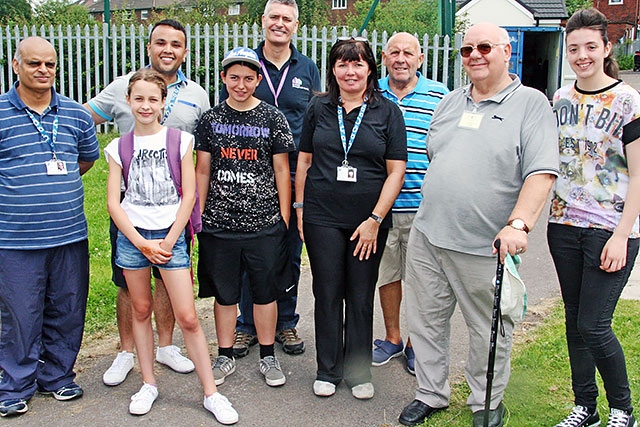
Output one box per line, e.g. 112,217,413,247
117,130,136,188
165,127,183,194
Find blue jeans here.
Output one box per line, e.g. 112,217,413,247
236,208,302,334
547,223,639,412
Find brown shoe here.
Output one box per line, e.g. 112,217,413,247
232,331,257,358
275,328,305,355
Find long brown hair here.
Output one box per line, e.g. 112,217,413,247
565,8,619,79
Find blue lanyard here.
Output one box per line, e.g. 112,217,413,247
337,98,367,165
260,60,290,108
26,109,59,158
161,83,181,125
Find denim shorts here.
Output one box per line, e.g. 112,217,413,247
115,227,190,271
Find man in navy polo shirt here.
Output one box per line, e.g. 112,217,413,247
0,37,99,417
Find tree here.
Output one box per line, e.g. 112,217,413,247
346,0,439,36
565,0,592,17
151,0,233,26
239,0,329,27
0,0,32,25
32,0,95,27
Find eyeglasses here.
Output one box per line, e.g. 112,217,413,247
459,42,507,58
337,36,369,43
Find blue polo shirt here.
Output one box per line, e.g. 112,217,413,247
222,42,321,174
379,73,449,213
0,83,99,250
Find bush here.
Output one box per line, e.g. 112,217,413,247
617,54,633,71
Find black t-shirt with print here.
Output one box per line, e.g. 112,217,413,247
195,101,294,233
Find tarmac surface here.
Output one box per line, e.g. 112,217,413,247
2,71,640,427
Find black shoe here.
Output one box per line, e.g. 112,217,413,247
473,402,505,427
39,382,83,401
399,399,447,426
553,405,600,427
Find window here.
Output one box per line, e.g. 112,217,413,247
609,0,622,4
228,3,240,15
332,0,347,9
140,9,149,20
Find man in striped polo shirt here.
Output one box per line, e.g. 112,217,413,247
0,37,99,417
372,32,449,374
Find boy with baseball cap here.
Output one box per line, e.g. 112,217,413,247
194,47,295,388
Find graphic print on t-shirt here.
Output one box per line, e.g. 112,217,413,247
194,101,294,233
128,147,179,207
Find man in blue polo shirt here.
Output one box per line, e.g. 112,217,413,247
372,32,449,375
0,37,99,417
228,0,321,360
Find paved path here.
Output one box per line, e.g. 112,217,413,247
3,71,639,427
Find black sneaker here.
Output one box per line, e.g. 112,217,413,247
232,331,258,358
607,409,637,427
0,399,28,417
275,328,305,355
40,382,84,401
554,406,601,427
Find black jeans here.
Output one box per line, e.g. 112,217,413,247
304,222,388,387
547,223,639,412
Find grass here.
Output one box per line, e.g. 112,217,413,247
82,132,119,336
83,133,640,425
409,300,640,426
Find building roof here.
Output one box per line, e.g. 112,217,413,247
457,0,568,19
78,0,185,13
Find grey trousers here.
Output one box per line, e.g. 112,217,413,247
405,227,514,412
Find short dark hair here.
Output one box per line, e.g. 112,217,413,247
222,61,261,76
326,39,380,105
149,19,187,42
565,8,618,79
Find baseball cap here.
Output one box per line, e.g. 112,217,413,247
222,47,261,69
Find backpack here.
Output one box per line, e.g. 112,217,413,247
118,127,202,241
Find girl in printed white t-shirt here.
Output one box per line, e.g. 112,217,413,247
104,68,238,424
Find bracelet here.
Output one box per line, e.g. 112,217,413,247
293,202,304,209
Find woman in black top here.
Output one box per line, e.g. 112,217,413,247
295,37,406,399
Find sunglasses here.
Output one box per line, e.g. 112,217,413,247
337,36,369,43
459,42,507,58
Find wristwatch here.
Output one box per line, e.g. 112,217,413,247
370,213,383,224
293,202,304,209
508,218,530,233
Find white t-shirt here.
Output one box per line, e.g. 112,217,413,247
105,127,194,230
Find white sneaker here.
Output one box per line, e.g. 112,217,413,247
313,380,336,397
156,345,195,373
351,382,374,400
103,351,134,386
129,383,158,415
204,392,239,425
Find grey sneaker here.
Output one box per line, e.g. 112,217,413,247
232,331,258,358
0,399,28,417
212,355,236,386
259,356,286,387
275,328,305,355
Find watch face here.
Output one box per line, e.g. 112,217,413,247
511,219,524,229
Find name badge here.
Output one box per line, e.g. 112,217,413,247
337,166,357,182
46,159,68,175
458,111,484,129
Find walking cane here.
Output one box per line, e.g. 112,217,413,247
483,239,505,427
